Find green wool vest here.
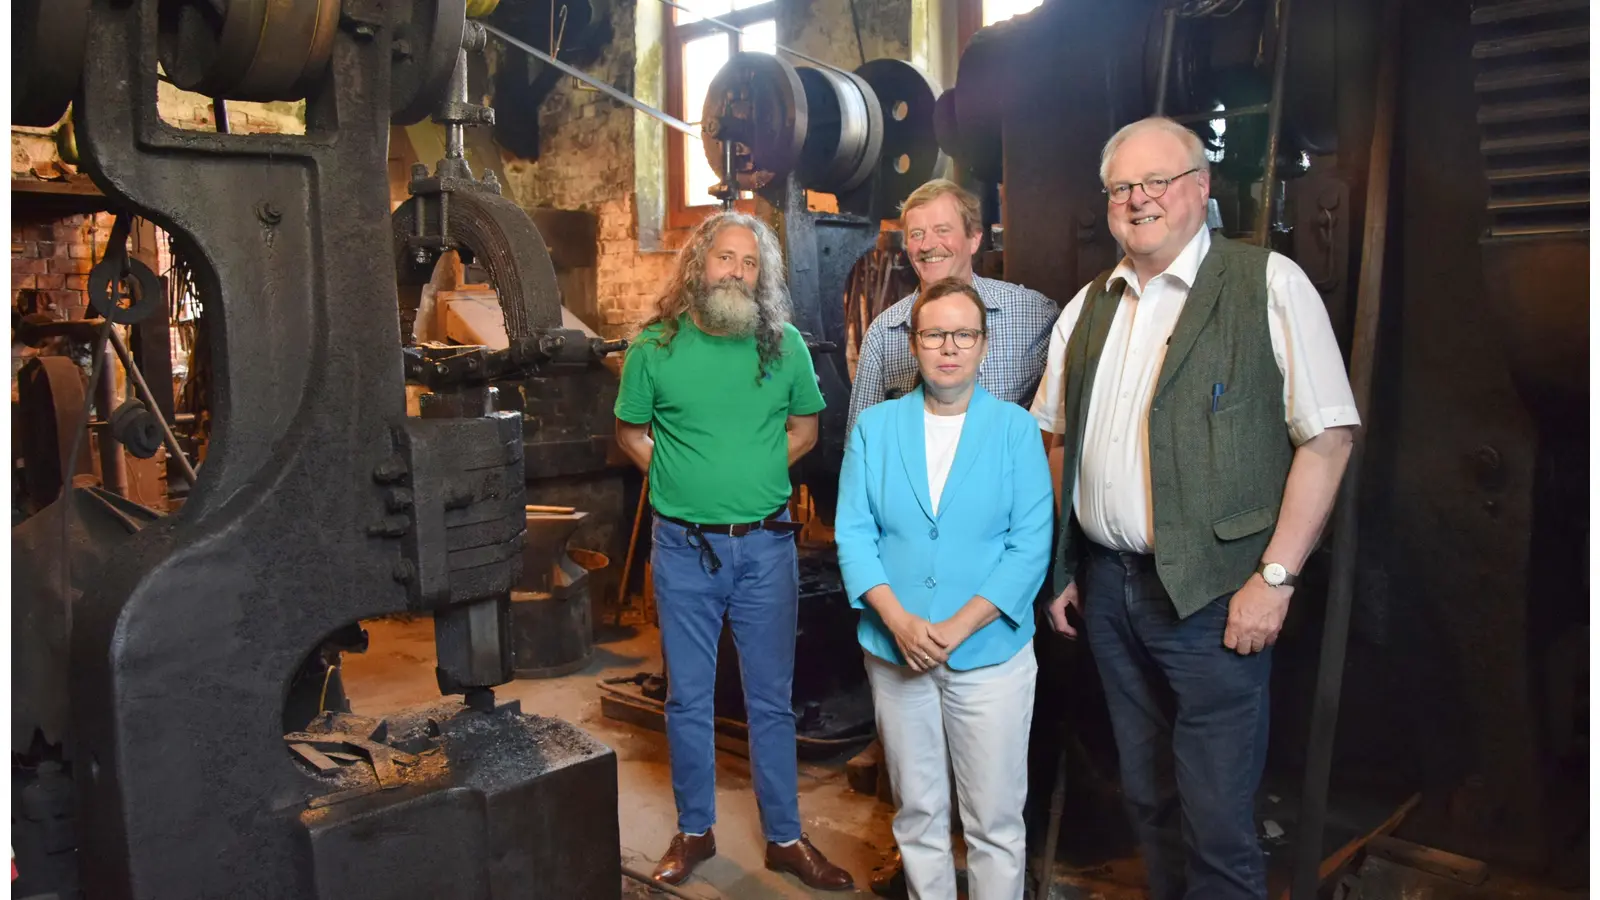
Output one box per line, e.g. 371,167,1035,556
1051,234,1293,618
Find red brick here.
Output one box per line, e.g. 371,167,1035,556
67,243,95,260
13,258,48,275
36,273,65,290
13,274,36,290
65,275,89,291
49,257,93,275
49,290,84,314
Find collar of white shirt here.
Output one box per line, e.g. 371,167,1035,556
1108,224,1212,297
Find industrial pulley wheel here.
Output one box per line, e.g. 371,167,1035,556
854,59,947,210
392,0,469,125
12,0,92,127
157,0,341,102
702,52,809,193
934,25,1006,183
795,67,883,195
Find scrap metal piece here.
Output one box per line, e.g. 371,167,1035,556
288,743,341,774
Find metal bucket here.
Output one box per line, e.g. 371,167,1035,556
510,547,608,679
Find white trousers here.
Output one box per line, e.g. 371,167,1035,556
865,644,1038,900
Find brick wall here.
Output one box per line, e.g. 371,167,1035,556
783,0,914,69
497,1,678,340
11,214,109,322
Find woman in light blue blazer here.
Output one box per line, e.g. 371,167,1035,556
836,277,1053,900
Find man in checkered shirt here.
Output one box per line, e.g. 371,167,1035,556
846,179,1059,437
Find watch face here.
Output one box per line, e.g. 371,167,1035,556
1263,563,1287,586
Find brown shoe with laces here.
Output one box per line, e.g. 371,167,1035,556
651,829,716,885
765,834,855,891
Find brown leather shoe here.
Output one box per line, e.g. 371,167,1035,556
765,834,855,891
651,830,716,885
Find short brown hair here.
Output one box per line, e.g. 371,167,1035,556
909,277,988,334
898,179,982,238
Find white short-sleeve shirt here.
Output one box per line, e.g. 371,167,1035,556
1028,226,1359,554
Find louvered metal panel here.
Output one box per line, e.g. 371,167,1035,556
1472,0,1589,238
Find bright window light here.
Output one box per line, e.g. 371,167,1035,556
984,0,1044,26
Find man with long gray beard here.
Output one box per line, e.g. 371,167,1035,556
847,179,1058,437
615,211,856,892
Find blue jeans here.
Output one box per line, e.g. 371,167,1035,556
1081,544,1271,900
651,512,802,843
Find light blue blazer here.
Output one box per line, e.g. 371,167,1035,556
836,384,1054,670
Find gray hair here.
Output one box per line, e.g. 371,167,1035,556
1098,116,1210,185
642,210,792,380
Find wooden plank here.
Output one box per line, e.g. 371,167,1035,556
1273,793,1420,900
1366,835,1489,885
12,177,103,197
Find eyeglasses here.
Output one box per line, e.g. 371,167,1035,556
1103,168,1199,204
915,328,985,350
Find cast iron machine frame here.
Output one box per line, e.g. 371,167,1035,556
15,0,623,897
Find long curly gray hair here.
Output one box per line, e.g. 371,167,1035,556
641,211,791,379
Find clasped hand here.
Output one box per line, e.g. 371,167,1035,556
886,610,968,672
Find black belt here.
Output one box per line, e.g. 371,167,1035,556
660,506,800,575
1086,539,1158,572
658,508,801,537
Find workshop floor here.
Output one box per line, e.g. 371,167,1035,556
340,617,897,900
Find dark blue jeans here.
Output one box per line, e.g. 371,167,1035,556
651,512,802,844
1082,543,1271,900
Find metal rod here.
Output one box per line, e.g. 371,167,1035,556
480,22,702,139
1253,0,1293,246
212,98,230,134
620,863,714,900
1034,746,1070,900
653,0,860,78
445,47,469,161
96,341,128,498
1288,0,1400,896
108,326,199,486
1154,6,1178,115
59,321,113,638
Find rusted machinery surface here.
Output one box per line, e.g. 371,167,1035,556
11,0,625,898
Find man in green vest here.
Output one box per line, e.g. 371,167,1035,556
1030,117,1358,898
615,211,855,892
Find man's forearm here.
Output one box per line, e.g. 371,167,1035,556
1043,431,1063,513
786,431,816,465
1262,426,1355,573
615,424,653,474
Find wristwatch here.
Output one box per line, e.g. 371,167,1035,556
1257,561,1299,588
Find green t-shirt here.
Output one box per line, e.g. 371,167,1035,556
615,315,826,523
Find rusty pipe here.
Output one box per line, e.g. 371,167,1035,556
108,326,199,486
1253,0,1293,247
1288,0,1400,895
1154,6,1179,115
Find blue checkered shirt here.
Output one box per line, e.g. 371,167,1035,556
847,275,1059,436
